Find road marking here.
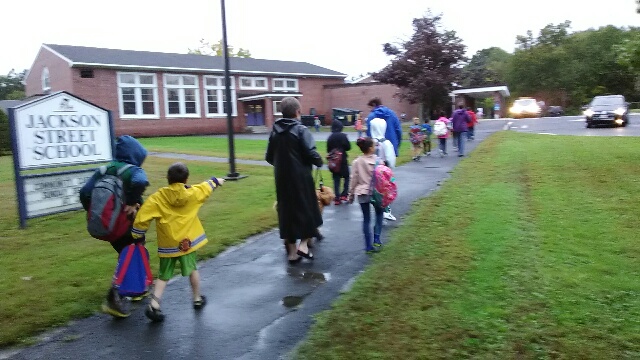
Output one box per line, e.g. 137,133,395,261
569,119,585,122
538,132,558,135
520,125,529,129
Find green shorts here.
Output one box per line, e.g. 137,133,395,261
158,252,197,281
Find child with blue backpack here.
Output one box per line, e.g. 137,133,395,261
79,135,150,318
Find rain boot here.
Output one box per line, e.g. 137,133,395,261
373,234,382,248
364,232,376,253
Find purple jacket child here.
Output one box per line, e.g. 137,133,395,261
451,107,470,132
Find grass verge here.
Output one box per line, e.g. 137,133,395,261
295,131,640,359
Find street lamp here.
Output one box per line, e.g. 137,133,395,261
220,0,247,180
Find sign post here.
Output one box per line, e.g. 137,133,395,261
8,91,114,228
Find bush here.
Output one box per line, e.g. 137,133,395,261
0,110,11,156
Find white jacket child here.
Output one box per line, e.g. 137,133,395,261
369,117,396,169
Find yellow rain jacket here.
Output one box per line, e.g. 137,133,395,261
132,180,220,258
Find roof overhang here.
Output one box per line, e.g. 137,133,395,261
237,93,303,101
450,85,510,98
69,62,346,78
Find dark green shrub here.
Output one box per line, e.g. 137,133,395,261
0,110,11,156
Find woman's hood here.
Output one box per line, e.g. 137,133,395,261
273,118,299,134
369,118,387,139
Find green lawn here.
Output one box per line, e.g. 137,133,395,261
295,132,640,359
137,136,417,166
0,156,336,347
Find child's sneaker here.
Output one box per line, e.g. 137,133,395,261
194,295,207,310
102,288,130,318
145,305,165,322
127,291,149,302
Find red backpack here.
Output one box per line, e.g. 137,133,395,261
326,149,343,172
370,160,398,209
86,163,134,242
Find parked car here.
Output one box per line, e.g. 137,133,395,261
546,106,564,117
509,97,542,118
584,95,629,128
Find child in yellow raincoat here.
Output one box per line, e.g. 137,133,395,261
132,162,224,322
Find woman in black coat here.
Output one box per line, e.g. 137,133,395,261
326,120,351,204
266,97,323,263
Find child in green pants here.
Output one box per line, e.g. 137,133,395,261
132,162,224,322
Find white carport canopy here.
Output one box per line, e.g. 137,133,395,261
450,85,510,99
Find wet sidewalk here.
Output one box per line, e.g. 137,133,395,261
3,125,504,360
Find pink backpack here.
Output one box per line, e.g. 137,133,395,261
370,161,398,209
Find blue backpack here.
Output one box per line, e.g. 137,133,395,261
112,243,153,298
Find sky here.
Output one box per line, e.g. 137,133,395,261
2,0,639,79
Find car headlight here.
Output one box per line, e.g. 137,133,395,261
584,109,594,117
614,108,626,116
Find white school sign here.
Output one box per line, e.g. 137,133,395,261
12,92,113,170
8,92,115,227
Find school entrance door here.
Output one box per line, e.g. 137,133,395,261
246,102,265,126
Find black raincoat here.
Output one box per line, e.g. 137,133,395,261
266,118,324,241
326,120,351,177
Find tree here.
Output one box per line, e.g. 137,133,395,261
0,69,27,100
188,39,252,58
615,31,640,73
461,47,511,88
506,24,639,110
515,30,535,50
372,12,466,113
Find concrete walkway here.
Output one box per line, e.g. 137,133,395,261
3,123,507,360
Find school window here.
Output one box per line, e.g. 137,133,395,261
272,78,298,91
80,69,94,78
204,76,237,117
164,74,200,117
239,76,268,90
41,67,50,92
117,72,159,118
273,100,282,115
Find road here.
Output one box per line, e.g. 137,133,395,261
505,114,640,136
2,115,636,360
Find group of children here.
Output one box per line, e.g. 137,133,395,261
408,109,479,158
87,111,471,323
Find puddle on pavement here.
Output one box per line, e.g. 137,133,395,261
281,295,304,308
287,268,331,284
